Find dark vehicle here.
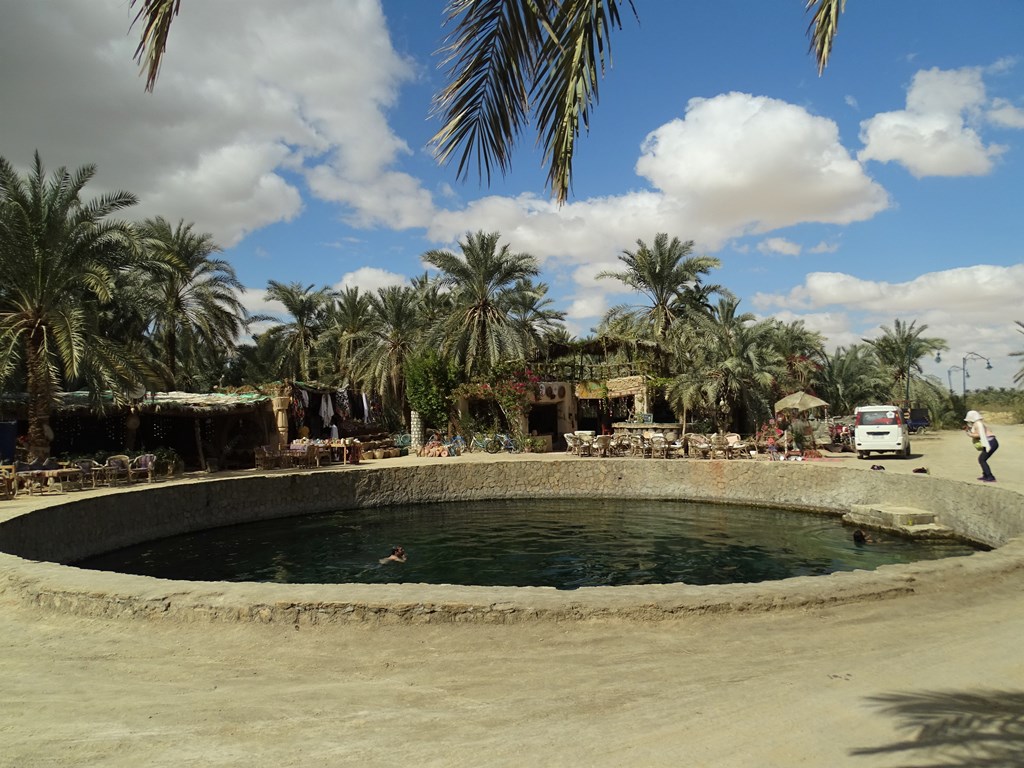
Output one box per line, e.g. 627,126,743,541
907,408,931,434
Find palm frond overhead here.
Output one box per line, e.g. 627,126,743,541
805,0,845,75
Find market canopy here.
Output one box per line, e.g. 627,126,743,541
775,392,829,412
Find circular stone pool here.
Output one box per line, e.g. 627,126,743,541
2,458,1021,624
75,498,980,589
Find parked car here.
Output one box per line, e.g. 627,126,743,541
906,407,931,434
854,405,910,459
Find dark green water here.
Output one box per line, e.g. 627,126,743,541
75,499,982,589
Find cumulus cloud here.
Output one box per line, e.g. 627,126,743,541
858,67,1011,177
335,267,409,293
809,241,839,254
752,265,1024,384
989,98,1024,129
757,238,802,257
0,0,422,246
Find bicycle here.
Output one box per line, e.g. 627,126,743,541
469,433,490,453
444,435,467,456
485,433,521,454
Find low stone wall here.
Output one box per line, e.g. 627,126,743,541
1,459,1023,624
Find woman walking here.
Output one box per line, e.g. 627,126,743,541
965,410,998,482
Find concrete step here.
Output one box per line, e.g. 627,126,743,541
844,504,955,538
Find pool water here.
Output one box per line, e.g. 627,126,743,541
75,499,982,589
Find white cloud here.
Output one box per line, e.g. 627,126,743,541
858,67,1008,177
335,267,409,293
753,265,1024,388
809,241,839,254
988,98,1024,129
634,93,889,237
0,0,422,246
757,237,802,257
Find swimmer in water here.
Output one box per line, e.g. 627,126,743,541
379,545,407,564
852,529,876,545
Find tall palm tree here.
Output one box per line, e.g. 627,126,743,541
0,153,147,458
423,230,539,378
506,279,566,358
668,297,784,432
811,344,890,416
317,286,372,386
129,1,845,202
138,217,250,391
598,233,721,376
863,319,947,405
348,286,424,423
765,319,825,394
262,281,336,381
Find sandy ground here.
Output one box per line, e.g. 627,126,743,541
2,426,1023,767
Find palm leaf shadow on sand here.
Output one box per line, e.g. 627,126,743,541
852,689,1024,767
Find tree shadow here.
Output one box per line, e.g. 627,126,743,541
852,689,1024,767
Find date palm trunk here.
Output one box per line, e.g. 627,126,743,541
25,331,53,461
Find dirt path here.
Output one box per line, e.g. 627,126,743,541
2,427,1023,767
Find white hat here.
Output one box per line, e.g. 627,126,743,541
964,410,982,422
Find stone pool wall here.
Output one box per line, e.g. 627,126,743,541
1,459,1022,624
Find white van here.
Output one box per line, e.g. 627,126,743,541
854,405,910,459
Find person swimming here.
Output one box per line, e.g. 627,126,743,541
379,545,407,564
852,529,875,545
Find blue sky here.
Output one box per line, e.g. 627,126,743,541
2,1,1023,389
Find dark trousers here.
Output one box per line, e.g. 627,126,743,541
979,437,999,479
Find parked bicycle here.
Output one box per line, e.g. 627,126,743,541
444,435,467,456
485,433,522,454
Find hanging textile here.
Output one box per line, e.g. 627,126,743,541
362,392,371,422
320,393,333,428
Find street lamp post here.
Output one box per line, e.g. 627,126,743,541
947,365,965,394
961,352,992,402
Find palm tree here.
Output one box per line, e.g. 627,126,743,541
138,217,250,390
668,298,784,432
863,319,947,406
598,233,721,376
317,286,372,386
262,281,336,381
766,319,825,394
348,286,424,424
506,279,566,358
423,230,539,378
129,1,845,202
0,153,147,459
811,344,890,416
1011,321,1024,385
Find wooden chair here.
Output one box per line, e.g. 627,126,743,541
254,445,278,470
104,455,131,485
129,453,157,483
650,434,669,459
592,434,613,458
76,459,108,488
1,465,16,499
685,434,712,459
725,433,753,459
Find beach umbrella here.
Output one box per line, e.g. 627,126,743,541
774,392,829,413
